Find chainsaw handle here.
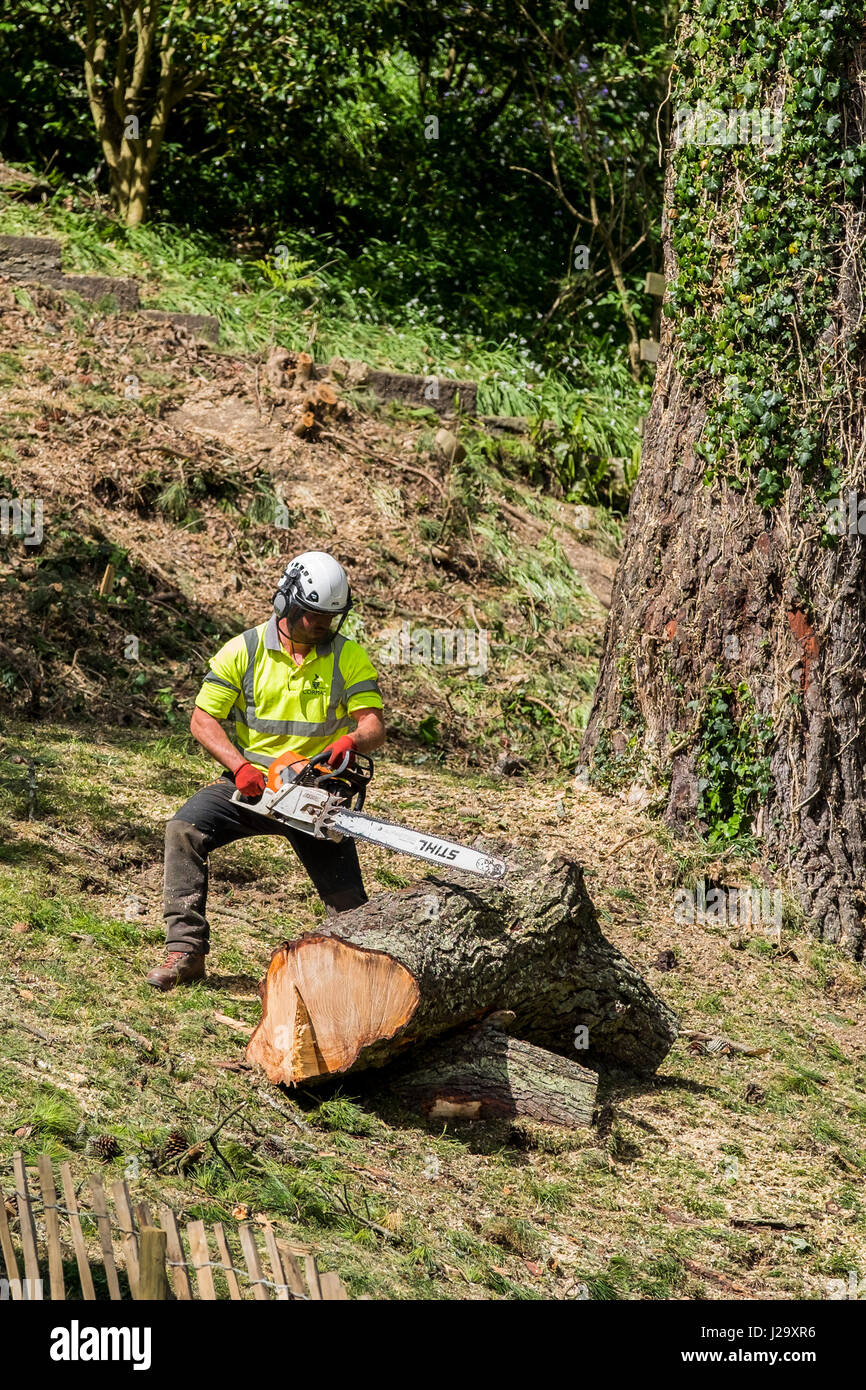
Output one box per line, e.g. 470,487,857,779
310,748,352,776
306,751,372,811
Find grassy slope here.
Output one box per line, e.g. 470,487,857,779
0,188,649,450
3,726,865,1301
1,197,865,1302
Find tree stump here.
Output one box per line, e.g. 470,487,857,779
291,408,316,437
246,842,678,1086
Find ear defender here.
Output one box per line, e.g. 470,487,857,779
273,573,295,617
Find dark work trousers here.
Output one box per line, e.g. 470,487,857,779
163,772,368,956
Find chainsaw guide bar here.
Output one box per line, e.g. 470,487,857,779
329,806,506,879
231,750,507,881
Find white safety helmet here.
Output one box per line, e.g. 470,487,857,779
273,551,352,634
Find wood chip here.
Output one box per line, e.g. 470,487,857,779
213,1011,254,1034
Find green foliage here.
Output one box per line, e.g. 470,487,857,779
0,0,673,493
615,655,641,729
251,256,320,297
14,1085,83,1154
530,364,649,505
587,653,646,790
416,714,440,747
308,1095,376,1136
155,478,192,523
668,1,866,508
694,680,772,845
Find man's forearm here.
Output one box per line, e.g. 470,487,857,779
190,708,247,774
190,707,386,769
351,712,386,754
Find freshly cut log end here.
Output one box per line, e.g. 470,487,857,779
246,934,420,1086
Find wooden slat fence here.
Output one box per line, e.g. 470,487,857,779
0,1151,348,1301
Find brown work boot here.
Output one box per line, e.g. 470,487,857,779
145,951,205,992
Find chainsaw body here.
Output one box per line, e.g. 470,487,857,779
231,748,507,880
232,748,372,844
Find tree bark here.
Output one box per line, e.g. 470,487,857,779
78,0,197,227
245,843,679,1085
388,1017,597,1129
581,15,866,957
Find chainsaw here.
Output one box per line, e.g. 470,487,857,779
231,748,507,880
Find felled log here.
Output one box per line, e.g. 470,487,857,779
389,1015,597,1128
246,842,679,1086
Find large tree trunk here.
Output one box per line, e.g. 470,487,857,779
582,10,866,958
246,844,679,1085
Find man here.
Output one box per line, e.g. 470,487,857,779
146,550,386,991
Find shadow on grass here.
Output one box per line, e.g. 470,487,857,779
595,1068,712,1104
263,1055,712,1160
0,837,52,866
204,972,261,994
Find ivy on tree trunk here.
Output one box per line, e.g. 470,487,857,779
581,0,866,957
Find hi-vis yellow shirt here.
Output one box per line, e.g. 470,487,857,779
194,614,383,768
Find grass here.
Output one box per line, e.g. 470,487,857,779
1,721,865,1300
0,187,648,490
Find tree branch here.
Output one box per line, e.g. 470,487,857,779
130,0,160,98
112,1,135,123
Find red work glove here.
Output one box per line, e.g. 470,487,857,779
320,735,357,768
234,761,266,797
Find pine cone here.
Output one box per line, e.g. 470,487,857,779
259,1135,288,1163
88,1134,121,1162
160,1129,190,1164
